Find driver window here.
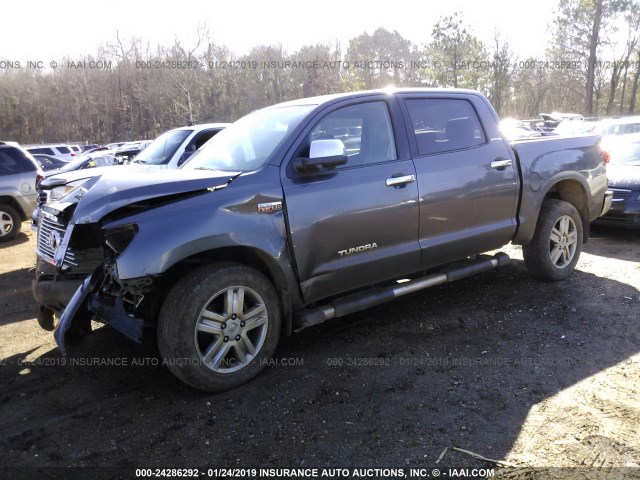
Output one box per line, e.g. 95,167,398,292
309,101,397,168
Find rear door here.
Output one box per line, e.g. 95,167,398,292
398,93,519,267
281,97,420,304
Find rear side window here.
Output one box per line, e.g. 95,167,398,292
29,147,55,155
603,122,640,135
405,98,486,156
0,147,37,175
56,146,71,154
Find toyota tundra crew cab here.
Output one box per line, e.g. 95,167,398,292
32,88,612,391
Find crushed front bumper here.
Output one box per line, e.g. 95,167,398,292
32,257,93,312
52,268,147,355
54,269,103,355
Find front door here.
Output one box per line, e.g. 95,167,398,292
282,99,420,304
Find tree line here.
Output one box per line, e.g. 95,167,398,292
1,0,639,145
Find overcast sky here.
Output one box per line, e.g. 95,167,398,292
3,0,557,61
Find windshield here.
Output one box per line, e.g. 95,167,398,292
132,130,191,165
609,142,640,166
182,105,314,172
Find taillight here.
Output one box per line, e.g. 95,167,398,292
597,143,610,164
36,174,45,188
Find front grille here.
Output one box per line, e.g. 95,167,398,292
37,216,67,264
610,188,631,201
63,249,79,267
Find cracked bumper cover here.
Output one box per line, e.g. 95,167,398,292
54,269,103,356
53,267,147,355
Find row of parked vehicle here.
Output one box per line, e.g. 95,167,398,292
500,113,640,141
0,123,229,242
26,140,148,168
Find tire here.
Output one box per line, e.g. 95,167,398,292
523,199,583,281
157,262,281,391
0,204,21,242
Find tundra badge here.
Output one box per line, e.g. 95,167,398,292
338,243,378,257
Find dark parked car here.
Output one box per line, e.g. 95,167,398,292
595,134,640,227
33,154,69,171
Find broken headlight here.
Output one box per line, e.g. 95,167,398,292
49,178,92,203
102,224,138,255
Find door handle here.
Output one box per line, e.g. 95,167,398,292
386,174,415,187
491,158,513,169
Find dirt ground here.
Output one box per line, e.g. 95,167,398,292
0,220,639,479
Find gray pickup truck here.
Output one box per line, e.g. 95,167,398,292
32,88,612,391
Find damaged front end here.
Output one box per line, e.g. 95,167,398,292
32,168,238,354
34,205,161,354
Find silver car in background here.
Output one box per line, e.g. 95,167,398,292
0,142,44,241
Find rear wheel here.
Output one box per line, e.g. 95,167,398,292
523,199,583,281
158,263,281,391
0,204,21,242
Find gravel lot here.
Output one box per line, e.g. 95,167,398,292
1,220,639,479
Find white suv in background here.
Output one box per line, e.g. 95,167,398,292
129,123,230,168
26,145,77,161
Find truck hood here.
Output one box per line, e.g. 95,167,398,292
41,164,160,189
50,168,240,224
607,164,640,190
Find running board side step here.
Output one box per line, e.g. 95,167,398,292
294,252,510,331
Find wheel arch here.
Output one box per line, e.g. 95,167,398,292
515,176,591,245
0,196,27,220
541,179,590,243
162,246,294,336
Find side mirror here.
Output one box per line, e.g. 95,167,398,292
295,139,347,174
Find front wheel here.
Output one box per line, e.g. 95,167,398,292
158,263,281,391
523,199,583,281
